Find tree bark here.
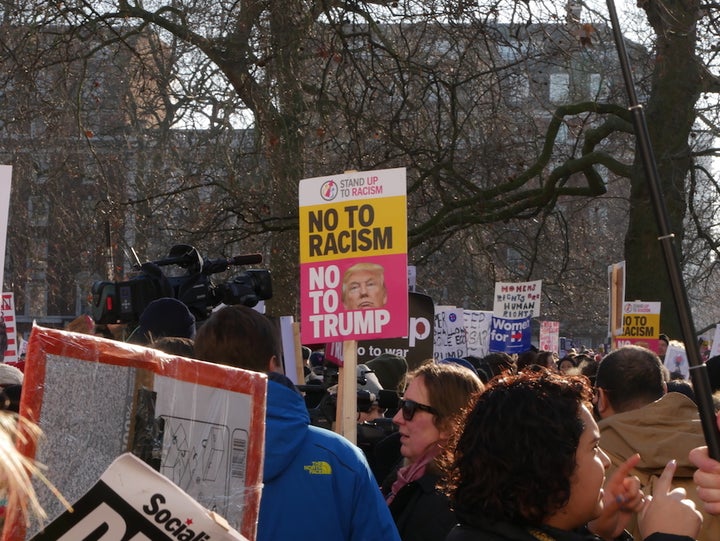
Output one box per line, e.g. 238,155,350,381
624,0,702,340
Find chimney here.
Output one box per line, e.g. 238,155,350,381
566,0,583,23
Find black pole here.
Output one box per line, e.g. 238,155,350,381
605,0,720,459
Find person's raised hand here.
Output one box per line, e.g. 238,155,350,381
689,411,720,516
589,453,644,539
637,459,702,540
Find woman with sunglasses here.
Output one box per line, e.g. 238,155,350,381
381,360,484,541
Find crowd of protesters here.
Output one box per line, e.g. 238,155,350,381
4,299,720,541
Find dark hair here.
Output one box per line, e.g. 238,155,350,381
475,352,516,383
151,336,196,358
535,350,557,370
443,371,592,527
666,379,696,404
595,345,665,412
0,384,21,413
577,356,600,386
516,350,539,372
193,305,279,372
557,355,577,369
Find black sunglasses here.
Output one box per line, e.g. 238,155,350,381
399,398,439,421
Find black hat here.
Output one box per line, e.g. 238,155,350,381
366,353,408,392
135,298,196,344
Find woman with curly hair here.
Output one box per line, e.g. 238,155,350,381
443,370,702,541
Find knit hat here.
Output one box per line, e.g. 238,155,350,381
438,357,480,377
135,298,196,344
0,363,23,387
366,353,408,392
309,351,325,368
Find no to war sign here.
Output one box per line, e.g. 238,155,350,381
299,168,408,343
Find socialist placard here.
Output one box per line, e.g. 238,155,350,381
299,168,408,343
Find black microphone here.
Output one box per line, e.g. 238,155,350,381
229,253,263,265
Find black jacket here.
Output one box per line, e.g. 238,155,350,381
446,519,694,541
382,469,456,541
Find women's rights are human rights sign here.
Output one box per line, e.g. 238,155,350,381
299,168,408,344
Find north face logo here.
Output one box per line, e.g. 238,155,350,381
304,461,332,474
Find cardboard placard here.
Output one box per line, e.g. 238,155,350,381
4,325,266,541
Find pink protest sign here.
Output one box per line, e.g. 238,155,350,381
298,168,408,343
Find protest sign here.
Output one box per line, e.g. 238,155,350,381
433,306,467,361
326,293,434,371
359,292,433,370
463,310,492,359
711,324,720,358
539,320,560,353
6,326,266,541
298,168,408,343
489,316,532,354
28,453,248,541
608,261,626,337
0,167,10,292
664,341,689,379
613,301,661,352
493,280,542,319
1,293,18,363
407,266,417,292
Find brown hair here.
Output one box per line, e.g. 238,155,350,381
193,305,279,372
404,361,484,433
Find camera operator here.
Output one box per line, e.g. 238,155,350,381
126,297,196,346
357,365,385,421
299,361,401,483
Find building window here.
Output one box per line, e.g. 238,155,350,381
556,123,568,143
589,73,609,100
507,74,530,104
549,73,570,103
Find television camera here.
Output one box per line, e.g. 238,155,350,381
91,244,272,324
298,364,399,438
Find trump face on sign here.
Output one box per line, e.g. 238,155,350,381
341,262,387,310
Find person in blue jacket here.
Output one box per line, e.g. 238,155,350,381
194,304,401,541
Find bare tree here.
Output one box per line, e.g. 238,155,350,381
0,0,718,342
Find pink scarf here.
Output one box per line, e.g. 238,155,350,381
386,444,441,504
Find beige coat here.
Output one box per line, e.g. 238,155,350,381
599,391,719,541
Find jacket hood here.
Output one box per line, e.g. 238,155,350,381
263,379,311,482
599,391,705,478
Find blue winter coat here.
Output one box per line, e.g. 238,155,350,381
257,379,401,541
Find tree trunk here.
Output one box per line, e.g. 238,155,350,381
624,0,701,340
